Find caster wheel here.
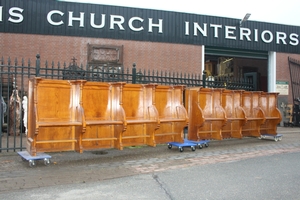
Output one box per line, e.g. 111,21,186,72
168,144,172,149
191,146,196,151
258,136,262,140
44,158,50,166
274,137,279,142
205,143,209,147
198,144,203,149
279,137,282,141
29,160,35,167
179,147,184,152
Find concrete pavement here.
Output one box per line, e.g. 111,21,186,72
2,152,300,199
0,127,300,198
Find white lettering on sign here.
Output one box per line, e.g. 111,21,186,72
0,4,299,49
0,6,2,22
110,15,125,30
240,28,251,41
254,29,258,42
225,26,236,40
185,21,189,35
68,12,85,27
90,13,105,29
184,22,299,47
47,10,64,26
261,30,273,43
290,33,299,46
128,17,144,32
210,24,222,38
148,18,163,33
8,7,23,23
193,23,207,36
276,32,287,44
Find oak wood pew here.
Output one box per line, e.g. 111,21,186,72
259,92,282,135
80,81,125,151
185,87,227,141
118,83,159,149
153,85,188,144
27,78,85,156
241,91,265,137
221,90,247,139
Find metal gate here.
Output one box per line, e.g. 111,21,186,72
0,55,254,152
288,57,300,100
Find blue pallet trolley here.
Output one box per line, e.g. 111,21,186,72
167,139,209,152
258,134,283,142
18,151,51,167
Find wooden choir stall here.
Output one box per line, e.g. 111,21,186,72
26,78,188,156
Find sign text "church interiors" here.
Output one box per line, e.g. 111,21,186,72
1,6,299,47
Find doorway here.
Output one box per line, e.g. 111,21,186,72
205,48,268,91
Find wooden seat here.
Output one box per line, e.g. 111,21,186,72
259,92,282,135
186,87,227,141
80,82,125,151
118,83,159,149
221,90,247,139
241,91,265,137
154,85,188,144
27,78,85,156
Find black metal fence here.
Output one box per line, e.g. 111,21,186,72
0,54,254,152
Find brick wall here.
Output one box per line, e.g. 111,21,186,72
2,32,300,104
0,33,203,75
277,53,300,103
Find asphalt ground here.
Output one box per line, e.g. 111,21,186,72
0,127,299,199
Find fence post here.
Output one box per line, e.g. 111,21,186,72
132,63,136,84
36,54,40,77
202,70,206,88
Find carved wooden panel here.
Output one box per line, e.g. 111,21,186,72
88,44,123,65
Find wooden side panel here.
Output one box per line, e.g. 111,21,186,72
259,92,282,135
154,85,187,144
186,87,226,141
186,87,202,141
120,84,158,147
221,90,246,139
26,78,84,156
81,82,115,150
26,79,35,154
241,91,265,137
173,85,188,141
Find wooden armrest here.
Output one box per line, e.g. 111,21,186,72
265,117,281,120
37,121,82,127
160,118,187,123
127,119,158,124
85,120,123,125
205,117,226,121
227,117,246,121
246,117,264,121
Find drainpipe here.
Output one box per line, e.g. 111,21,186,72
268,51,276,92
202,46,205,74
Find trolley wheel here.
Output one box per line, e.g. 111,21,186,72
167,144,172,149
179,147,184,152
258,136,262,140
205,143,209,147
44,158,50,166
198,144,203,149
278,137,282,141
274,137,279,142
29,160,35,167
191,146,196,151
